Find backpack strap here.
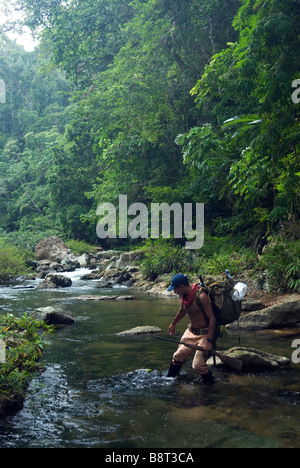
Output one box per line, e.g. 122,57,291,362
195,286,221,319
194,287,210,316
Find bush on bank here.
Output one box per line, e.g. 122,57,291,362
1,231,299,293
257,239,300,292
0,241,31,283
140,236,300,294
0,314,53,419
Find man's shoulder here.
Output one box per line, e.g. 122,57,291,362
195,287,208,304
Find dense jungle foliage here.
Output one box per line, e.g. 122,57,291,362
0,0,299,289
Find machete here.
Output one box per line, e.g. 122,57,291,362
154,335,243,372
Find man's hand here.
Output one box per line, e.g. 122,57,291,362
201,340,212,356
168,306,186,336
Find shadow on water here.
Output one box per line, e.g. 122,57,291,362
0,271,300,448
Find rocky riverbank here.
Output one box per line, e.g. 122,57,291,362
32,236,300,330
33,235,173,295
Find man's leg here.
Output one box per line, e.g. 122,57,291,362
192,336,215,385
201,370,215,385
167,329,193,378
167,360,183,377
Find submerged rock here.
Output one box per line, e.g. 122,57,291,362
76,295,134,301
0,394,24,420
116,296,135,300
116,326,162,336
77,295,117,300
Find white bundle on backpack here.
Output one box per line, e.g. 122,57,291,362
232,282,247,302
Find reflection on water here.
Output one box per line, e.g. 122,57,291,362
0,271,300,448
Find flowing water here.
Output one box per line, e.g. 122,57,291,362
0,270,300,448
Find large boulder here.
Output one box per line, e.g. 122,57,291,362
227,300,300,330
31,306,74,327
35,236,69,263
60,254,81,272
37,273,72,289
242,299,266,311
81,269,104,280
115,250,145,268
209,347,290,371
77,253,90,267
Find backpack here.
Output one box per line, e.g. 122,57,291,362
195,275,242,325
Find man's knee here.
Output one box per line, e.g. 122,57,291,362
192,361,209,376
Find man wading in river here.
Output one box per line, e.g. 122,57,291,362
167,274,216,385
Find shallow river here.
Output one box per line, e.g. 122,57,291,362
0,270,300,448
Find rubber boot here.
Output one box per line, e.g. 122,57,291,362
167,362,182,378
201,370,215,385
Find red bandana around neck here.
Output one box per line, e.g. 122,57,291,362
180,283,199,307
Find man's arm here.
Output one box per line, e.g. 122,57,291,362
168,306,186,335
